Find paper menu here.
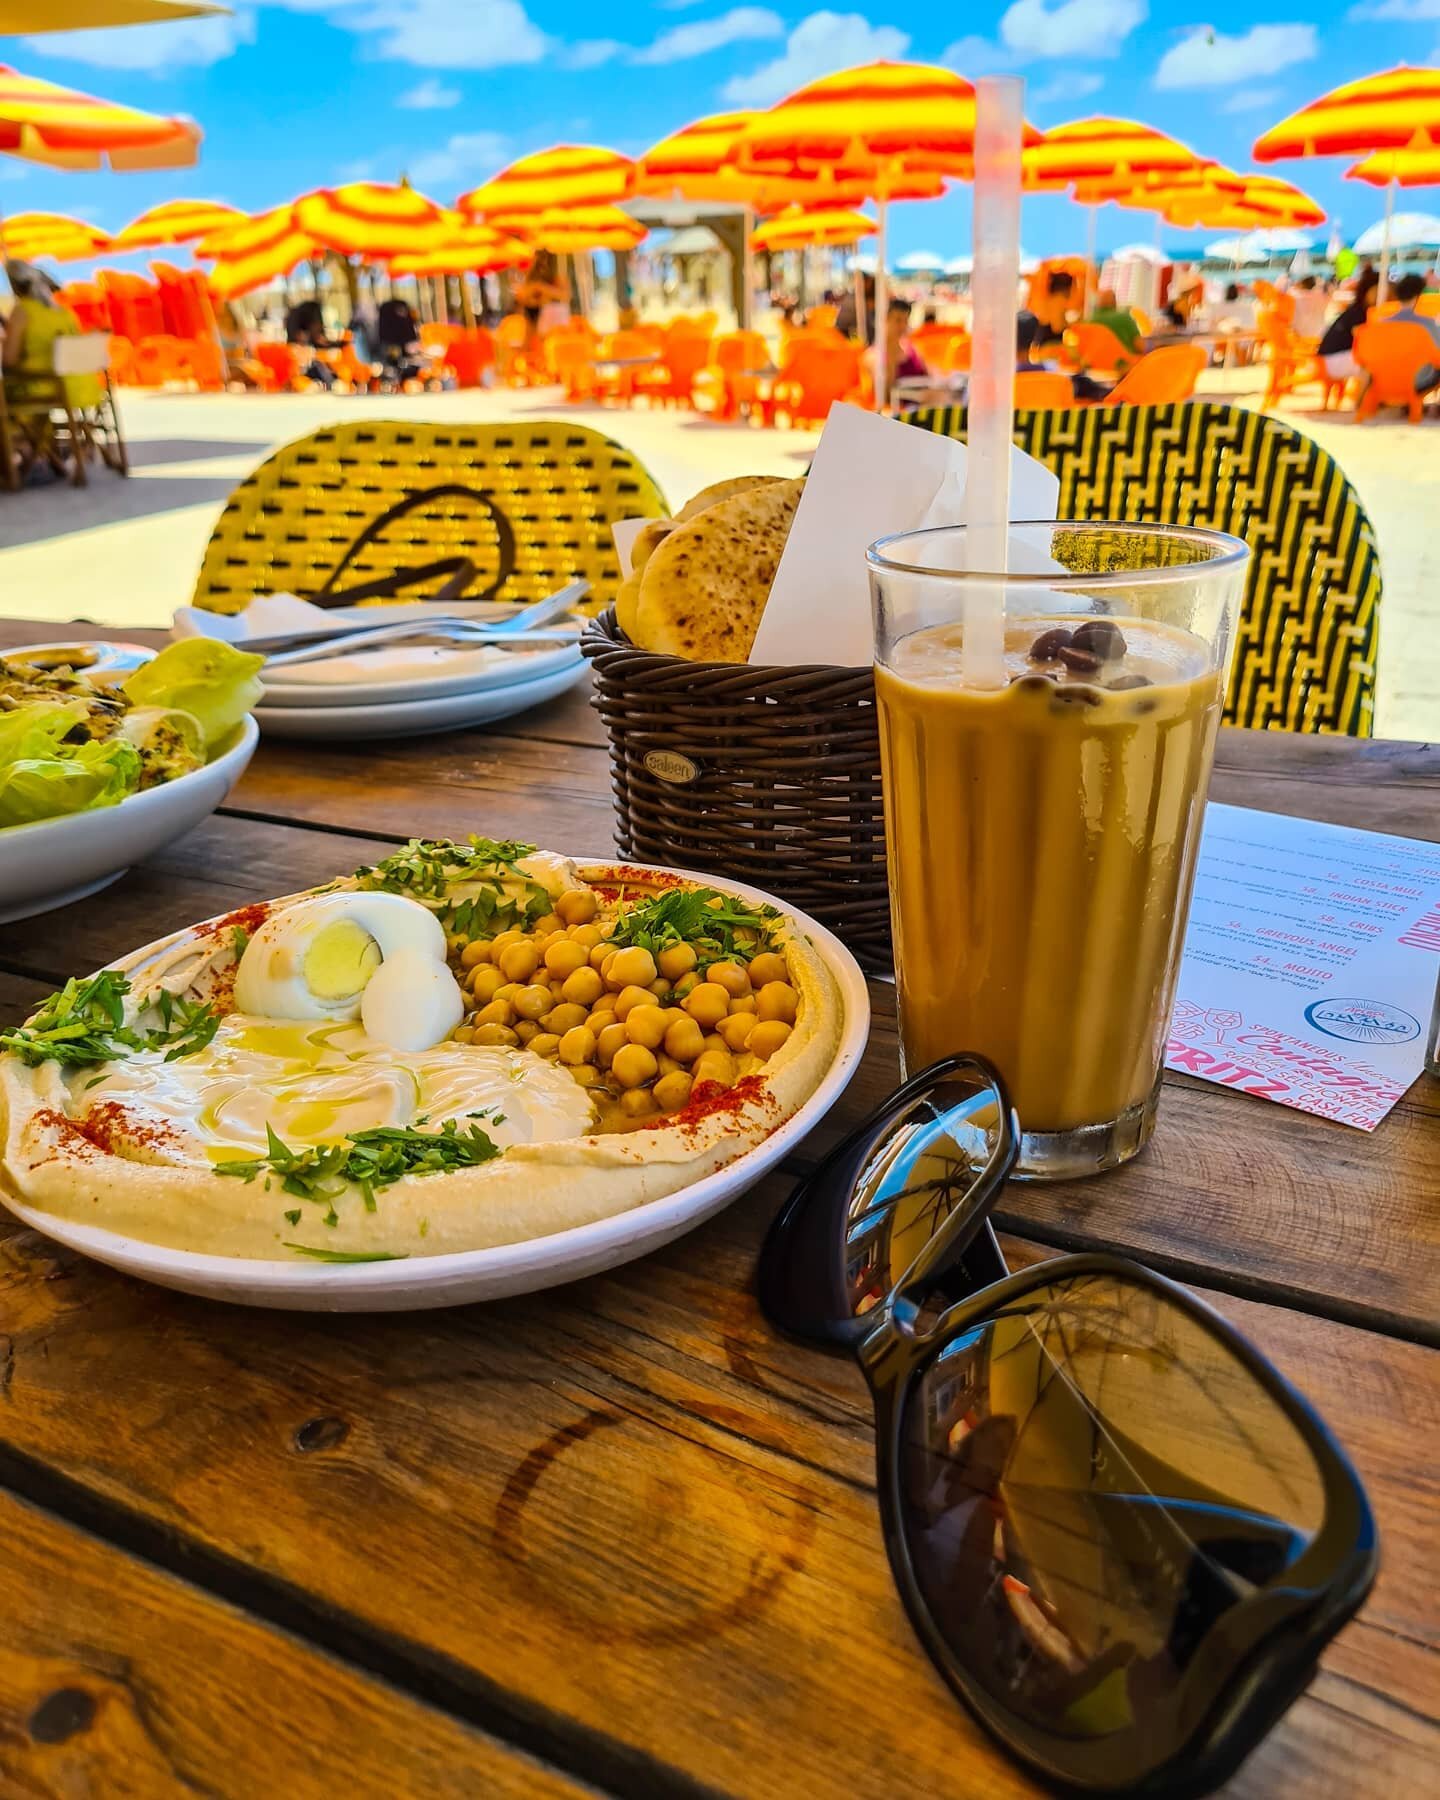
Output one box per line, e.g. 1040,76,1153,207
747,404,1060,666
1167,804,1440,1130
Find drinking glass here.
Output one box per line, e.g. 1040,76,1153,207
869,521,1249,1180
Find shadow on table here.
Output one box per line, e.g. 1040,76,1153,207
0,474,238,550
123,437,273,469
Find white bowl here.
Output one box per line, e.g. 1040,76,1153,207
1,865,870,1310
0,717,260,925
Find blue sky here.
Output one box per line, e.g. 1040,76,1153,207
3,3,1437,263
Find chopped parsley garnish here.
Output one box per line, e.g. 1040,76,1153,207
230,924,252,958
283,1208,302,1226
353,836,552,938
215,1115,503,1214
146,990,223,1062
0,972,223,1069
606,886,779,967
281,1244,410,1263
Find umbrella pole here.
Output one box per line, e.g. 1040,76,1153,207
742,205,755,331
1378,178,1395,304
1085,204,1098,315
460,274,476,330
855,252,867,345
874,191,889,411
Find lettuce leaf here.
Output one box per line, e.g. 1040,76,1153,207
121,640,263,753
0,698,89,764
0,736,141,828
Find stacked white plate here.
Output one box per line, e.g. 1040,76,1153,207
253,635,589,740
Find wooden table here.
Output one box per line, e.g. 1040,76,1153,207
1,617,1436,1798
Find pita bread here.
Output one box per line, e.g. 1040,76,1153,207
630,520,674,572
675,475,782,522
632,478,804,663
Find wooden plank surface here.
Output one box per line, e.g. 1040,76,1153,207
0,1193,1433,1800
0,1491,600,1800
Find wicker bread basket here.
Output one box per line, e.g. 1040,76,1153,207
581,609,892,972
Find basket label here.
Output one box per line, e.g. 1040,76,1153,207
643,749,702,786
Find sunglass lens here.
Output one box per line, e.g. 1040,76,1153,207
896,1270,1331,1780
758,1062,1011,1344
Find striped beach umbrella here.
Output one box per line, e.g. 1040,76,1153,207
751,207,875,251
0,2,224,26
519,204,645,254
1347,144,1440,190
198,205,319,299
294,180,448,258
389,219,530,275
1158,174,1325,230
458,146,635,222
110,198,243,250
0,208,109,260
0,61,200,170
1023,117,1205,188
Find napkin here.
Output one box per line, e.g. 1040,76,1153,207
172,594,498,647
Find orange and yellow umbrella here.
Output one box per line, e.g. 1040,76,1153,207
295,180,448,258
197,206,320,299
519,204,644,254
1023,117,1206,189
110,198,243,250
389,218,530,275
1254,66,1439,161
1347,145,1440,189
751,207,874,252
458,146,635,221
1,208,109,261
0,61,200,170
2,2,224,28
1157,174,1325,230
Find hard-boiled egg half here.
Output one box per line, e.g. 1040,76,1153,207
234,892,462,1052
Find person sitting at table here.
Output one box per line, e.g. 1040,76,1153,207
1289,276,1330,342
374,297,422,387
1160,280,1204,332
1390,273,1440,396
835,272,877,343
1088,286,1144,357
2,259,102,413
512,250,568,358
215,298,266,390
1318,268,1380,383
284,297,337,388
1033,270,1075,346
878,297,929,391
1018,308,1107,402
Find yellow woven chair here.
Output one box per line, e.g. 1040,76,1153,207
191,419,668,615
905,401,1381,735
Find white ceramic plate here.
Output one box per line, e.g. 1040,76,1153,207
1,864,870,1311
253,656,588,740
0,717,260,925
259,638,584,708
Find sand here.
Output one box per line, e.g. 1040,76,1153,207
0,370,1432,741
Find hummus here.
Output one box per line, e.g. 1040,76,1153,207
0,847,843,1261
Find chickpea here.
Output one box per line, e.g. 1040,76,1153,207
625,1005,670,1050
673,971,700,1000
491,928,525,955
541,939,586,982
542,1002,590,1036
619,1087,656,1119
657,942,698,981
498,941,540,984
511,984,553,1022
589,942,614,971
693,1048,737,1089
606,946,658,991
460,939,493,970
558,1025,597,1066
473,1023,519,1047
756,981,799,1024
532,912,563,938
568,1062,603,1089
707,961,751,998
451,1025,474,1044
610,1043,659,1089
527,1032,562,1059
649,977,673,1003
748,951,789,988
514,1020,539,1045
534,930,566,959
749,1020,792,1062
702,1033,726,1055
597,1023,630,1068
663,1016,706,1064
468,966,506,1005
569,922,604,949
446,933,467,957
652,1070,694,1113
655,1051,682,1077
683,982,730,1029
473,997,514,1028
729,994,757,1015
717,1012,755,1053
558,887,600,926
557,964,602,1009
493,982,519,1003
586,1008,618,1036
612,984,656,1020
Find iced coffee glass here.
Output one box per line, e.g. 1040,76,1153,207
869,522,1248,1180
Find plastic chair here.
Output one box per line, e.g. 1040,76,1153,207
633,324,714,408
909,323,968,365
253,341,305,391
1100,344,1207,405
938,335,972,374
191,420,668,618
494,313,535,386
767,338,865,426
443,329,496,389
105,335,137,386
592,328,658,404
97,271,165,343
904,400,1382,735
546,333,599,401
1353,321,1438,424
694,330,771,419
1013,370,1076,408
1061,321,1138,377
806,304,839,330
55,282,110,332
4,331,127,486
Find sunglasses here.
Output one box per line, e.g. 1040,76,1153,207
757,1055,1378,1797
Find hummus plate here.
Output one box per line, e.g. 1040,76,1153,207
0,853,867,1310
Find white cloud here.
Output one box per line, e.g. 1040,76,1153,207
660,0,707,8
1155,24,1318,90
563,40,626,69
396,76,461,107
722,12,909,106
1221,85,1285,113
941,34,1020,74
20,8,255,72
1031,71,1105,104
634,7,783,64
1347,0,1440,15
1001,0,1147,60
406,130,511,190
267,1,551,69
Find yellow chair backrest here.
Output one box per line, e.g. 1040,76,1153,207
192,420,668,615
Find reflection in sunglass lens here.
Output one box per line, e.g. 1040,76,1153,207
758,1070,1010,1343
898,1272,1327,1762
